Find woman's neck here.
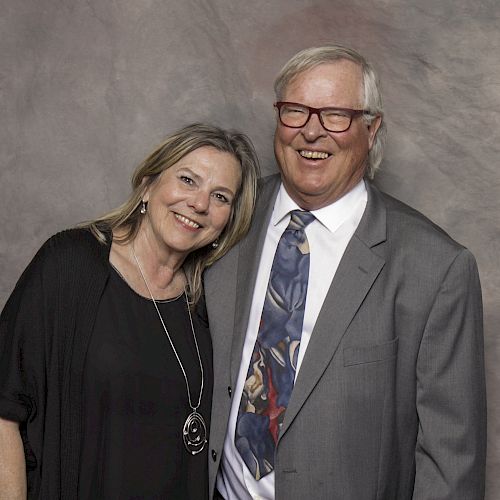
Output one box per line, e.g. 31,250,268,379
109,227,187,300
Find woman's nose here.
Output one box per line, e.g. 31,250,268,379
189,190,210,213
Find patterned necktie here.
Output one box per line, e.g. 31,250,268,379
235,210,315,480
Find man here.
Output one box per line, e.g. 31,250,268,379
205,45,486,499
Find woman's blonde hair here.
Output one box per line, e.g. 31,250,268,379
84,123,260,303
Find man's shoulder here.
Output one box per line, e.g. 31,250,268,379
372,184,467,255
245,174,281,222
258,173,281,194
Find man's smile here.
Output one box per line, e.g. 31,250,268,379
298,149,332,160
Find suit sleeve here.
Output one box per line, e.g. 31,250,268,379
413,248,486,499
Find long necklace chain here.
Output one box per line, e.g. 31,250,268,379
131,247,204,413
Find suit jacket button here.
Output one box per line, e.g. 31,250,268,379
212,449,217,461
228,386,232,397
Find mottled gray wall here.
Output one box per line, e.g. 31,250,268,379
1,0,499,495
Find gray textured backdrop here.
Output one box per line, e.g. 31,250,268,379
1,0,499,496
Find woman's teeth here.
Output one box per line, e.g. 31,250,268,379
175,214,200,228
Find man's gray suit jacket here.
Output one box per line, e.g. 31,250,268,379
205,174,486,500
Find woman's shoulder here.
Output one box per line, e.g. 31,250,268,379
23,228,111,286
41,227,110,262
2,229,108,321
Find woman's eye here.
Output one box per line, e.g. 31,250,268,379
213,192,229,203
180,176,194,185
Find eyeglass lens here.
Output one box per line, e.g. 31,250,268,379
279,103,353,132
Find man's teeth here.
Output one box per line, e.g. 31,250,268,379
299,150,330,159
175,214,200,228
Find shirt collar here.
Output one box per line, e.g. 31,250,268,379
272,180,367,233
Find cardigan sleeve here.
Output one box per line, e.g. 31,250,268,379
0,244,50,424
1,229,110,497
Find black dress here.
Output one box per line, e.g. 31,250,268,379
78,266,212,499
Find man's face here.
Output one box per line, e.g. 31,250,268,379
274,60,381,210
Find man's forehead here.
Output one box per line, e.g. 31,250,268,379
282,60,364,104
290,59,362,83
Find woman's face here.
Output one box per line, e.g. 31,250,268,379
141,146,242,258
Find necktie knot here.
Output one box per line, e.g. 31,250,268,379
288,210,315,231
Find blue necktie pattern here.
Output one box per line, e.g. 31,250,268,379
235,210,315,480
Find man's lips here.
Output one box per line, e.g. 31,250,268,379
298,149,331,160
174,213,202,229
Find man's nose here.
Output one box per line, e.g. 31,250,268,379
301,112,328,141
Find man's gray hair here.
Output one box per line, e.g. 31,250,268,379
274,44,386,178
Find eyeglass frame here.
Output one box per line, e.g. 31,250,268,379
274,101,372,133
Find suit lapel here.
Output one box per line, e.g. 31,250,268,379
229,175,281,386
279,182,387,438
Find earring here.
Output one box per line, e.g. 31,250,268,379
140,201,147,214
212,239,219,249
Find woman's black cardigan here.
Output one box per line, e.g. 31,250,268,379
0,228,111,499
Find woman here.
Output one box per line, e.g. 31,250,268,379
0,123,260,499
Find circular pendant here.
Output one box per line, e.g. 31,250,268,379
183,411,207,455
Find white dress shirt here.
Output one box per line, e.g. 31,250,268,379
217,180,368,500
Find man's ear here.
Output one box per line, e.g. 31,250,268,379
367,115,382,150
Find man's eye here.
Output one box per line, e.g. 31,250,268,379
323,110,349,118
180,176,194,185
285,107,307,115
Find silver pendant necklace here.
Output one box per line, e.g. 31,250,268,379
132,246,207,455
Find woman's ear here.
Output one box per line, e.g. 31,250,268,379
141,176,151,202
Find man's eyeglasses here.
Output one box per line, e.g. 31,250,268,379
274,101,370,133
